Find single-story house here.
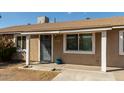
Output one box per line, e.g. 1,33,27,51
1,16,124,72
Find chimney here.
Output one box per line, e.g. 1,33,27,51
37,16,49,24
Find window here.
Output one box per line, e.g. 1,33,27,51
119,31,124,55
66,34,78,50
64,33,95,54
16,36,26,51
17,36,21,49
22,36,26,49
79,34,92,51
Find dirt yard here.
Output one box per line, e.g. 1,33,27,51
0,62,59,81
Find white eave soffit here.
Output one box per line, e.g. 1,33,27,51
59,27,112,34
112,26,124,29
21,27,112,35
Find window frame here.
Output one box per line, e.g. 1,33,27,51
14,35,26,52
66,34,78,51
79,33,93,51
119,31,124,55
63,33,95,54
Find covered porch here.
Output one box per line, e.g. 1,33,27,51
23,27,112,72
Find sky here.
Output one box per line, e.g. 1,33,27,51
0,12,124,28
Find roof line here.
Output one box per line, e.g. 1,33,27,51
21,27,112,35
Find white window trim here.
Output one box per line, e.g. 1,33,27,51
119,31,124,55
14,35,27,52
63,33,95,54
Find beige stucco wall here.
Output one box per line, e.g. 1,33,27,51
29,35,39,62
8,29,124,68
107,29,124,67
53,30,124,68
53,33,101,66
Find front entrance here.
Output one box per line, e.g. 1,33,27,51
40,35,51,63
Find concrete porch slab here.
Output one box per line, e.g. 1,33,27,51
53,69,115,81
18,63,124,81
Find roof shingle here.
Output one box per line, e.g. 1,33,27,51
0,16,124,33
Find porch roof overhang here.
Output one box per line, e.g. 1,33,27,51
20,27,112,35
0,25,124,35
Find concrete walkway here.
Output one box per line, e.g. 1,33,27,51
19,63,124,81
53,69,115,81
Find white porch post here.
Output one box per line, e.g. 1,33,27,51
26,35,30,66
13,34,17,47
51,34,54,62
101,31,107,72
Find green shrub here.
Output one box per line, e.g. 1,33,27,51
0,35,17,61
0,47,17,61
